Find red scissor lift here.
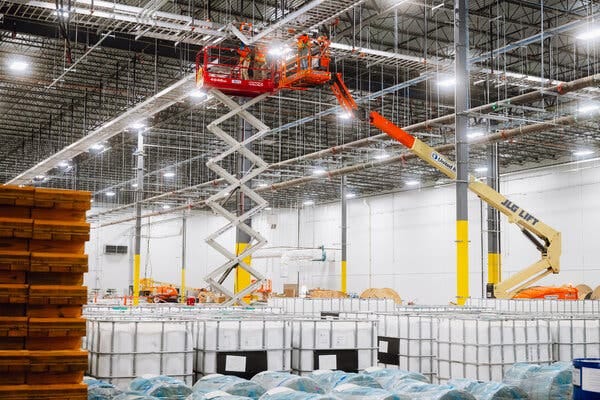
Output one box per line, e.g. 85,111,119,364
196,46,277,97
196,41,332,97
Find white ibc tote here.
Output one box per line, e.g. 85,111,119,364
436,314,552,383
193,317,292,379
467,299,600,314
291,318,377,374
86,316,194,388
551,315,600,362
268,298,395,315
376,313,437,381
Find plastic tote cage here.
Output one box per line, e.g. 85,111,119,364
436,314,553,383
268,298,396,315
193,317,292,381
291,318,378,374
86,316,194,388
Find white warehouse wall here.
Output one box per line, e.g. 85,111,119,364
86,158,600,303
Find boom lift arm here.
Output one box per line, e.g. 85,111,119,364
329,73,561,299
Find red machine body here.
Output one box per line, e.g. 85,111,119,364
195,46,277,97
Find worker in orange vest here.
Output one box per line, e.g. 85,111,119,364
297,33,310,70
316,35,330,70
253,46,267,79
237,44,251,80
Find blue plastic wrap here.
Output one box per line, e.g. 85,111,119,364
502,362,572,400
448,379,527,400
331,383,409,400
113,393,161,400
128,376,192,399
390,380,475,400
251,372,324,394
258,387,340,400
360,368,429,389
193,374,266,399
186,390,253,400
85,377,123,400
308,371,382,392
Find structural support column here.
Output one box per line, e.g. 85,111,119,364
180,213,187,303
340,175,348,293
133,131,144,306
486,142,501,296
234,115,253,298
454,0,470,305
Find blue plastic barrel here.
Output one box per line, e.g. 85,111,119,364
573,358,600,400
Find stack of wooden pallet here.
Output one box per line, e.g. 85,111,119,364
0,186,90,400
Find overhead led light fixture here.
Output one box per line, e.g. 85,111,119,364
374,153,390,160
8,60,29,72
573,149,595,157
163,171,176,178
338,112,352,120
576,28,600,41
474,167,488,173
257,182,268,188
33,175,46,181
105,191,116,197
129,121,146,130
467,129,485,139
57,160,70,169
405,180,420,186
346,193,356,199
189,89,207,99
578,104,600,115
131,183,138,188
303,200,315,206
312,168,327,176
437,77,456,87
90,143,105,151
265,207,273,211
162,204,171,209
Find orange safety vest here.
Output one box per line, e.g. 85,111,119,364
254,49,266,63
237,47,251,59
297,35,310,49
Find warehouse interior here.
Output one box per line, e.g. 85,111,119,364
2,0,600,398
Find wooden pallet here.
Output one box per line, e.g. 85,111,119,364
31,208,87,222
0,219,33,239
27,305,82,318
0,206,31,219
0,350,28,385
0,284,28,303
32,220,89,242
26,337,82,351
0,316,27,338
27,350,87,385
34,188,91,211
0,186,35,207
29,240,85,254
0,239,29,252
0,384,87,400
0,270,27,284
28,285,87,305
27,317,86,338
30,252,87,274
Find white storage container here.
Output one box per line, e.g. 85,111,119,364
291,318,377,374
377,314,437,381
194,318,292,380
436,315,552,383
86,317,194,388
551,316,600,361
467,299,600,314
268,298,395,315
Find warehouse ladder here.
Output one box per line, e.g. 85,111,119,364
203,89,269,306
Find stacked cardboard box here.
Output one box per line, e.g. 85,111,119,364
0,186,90,400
